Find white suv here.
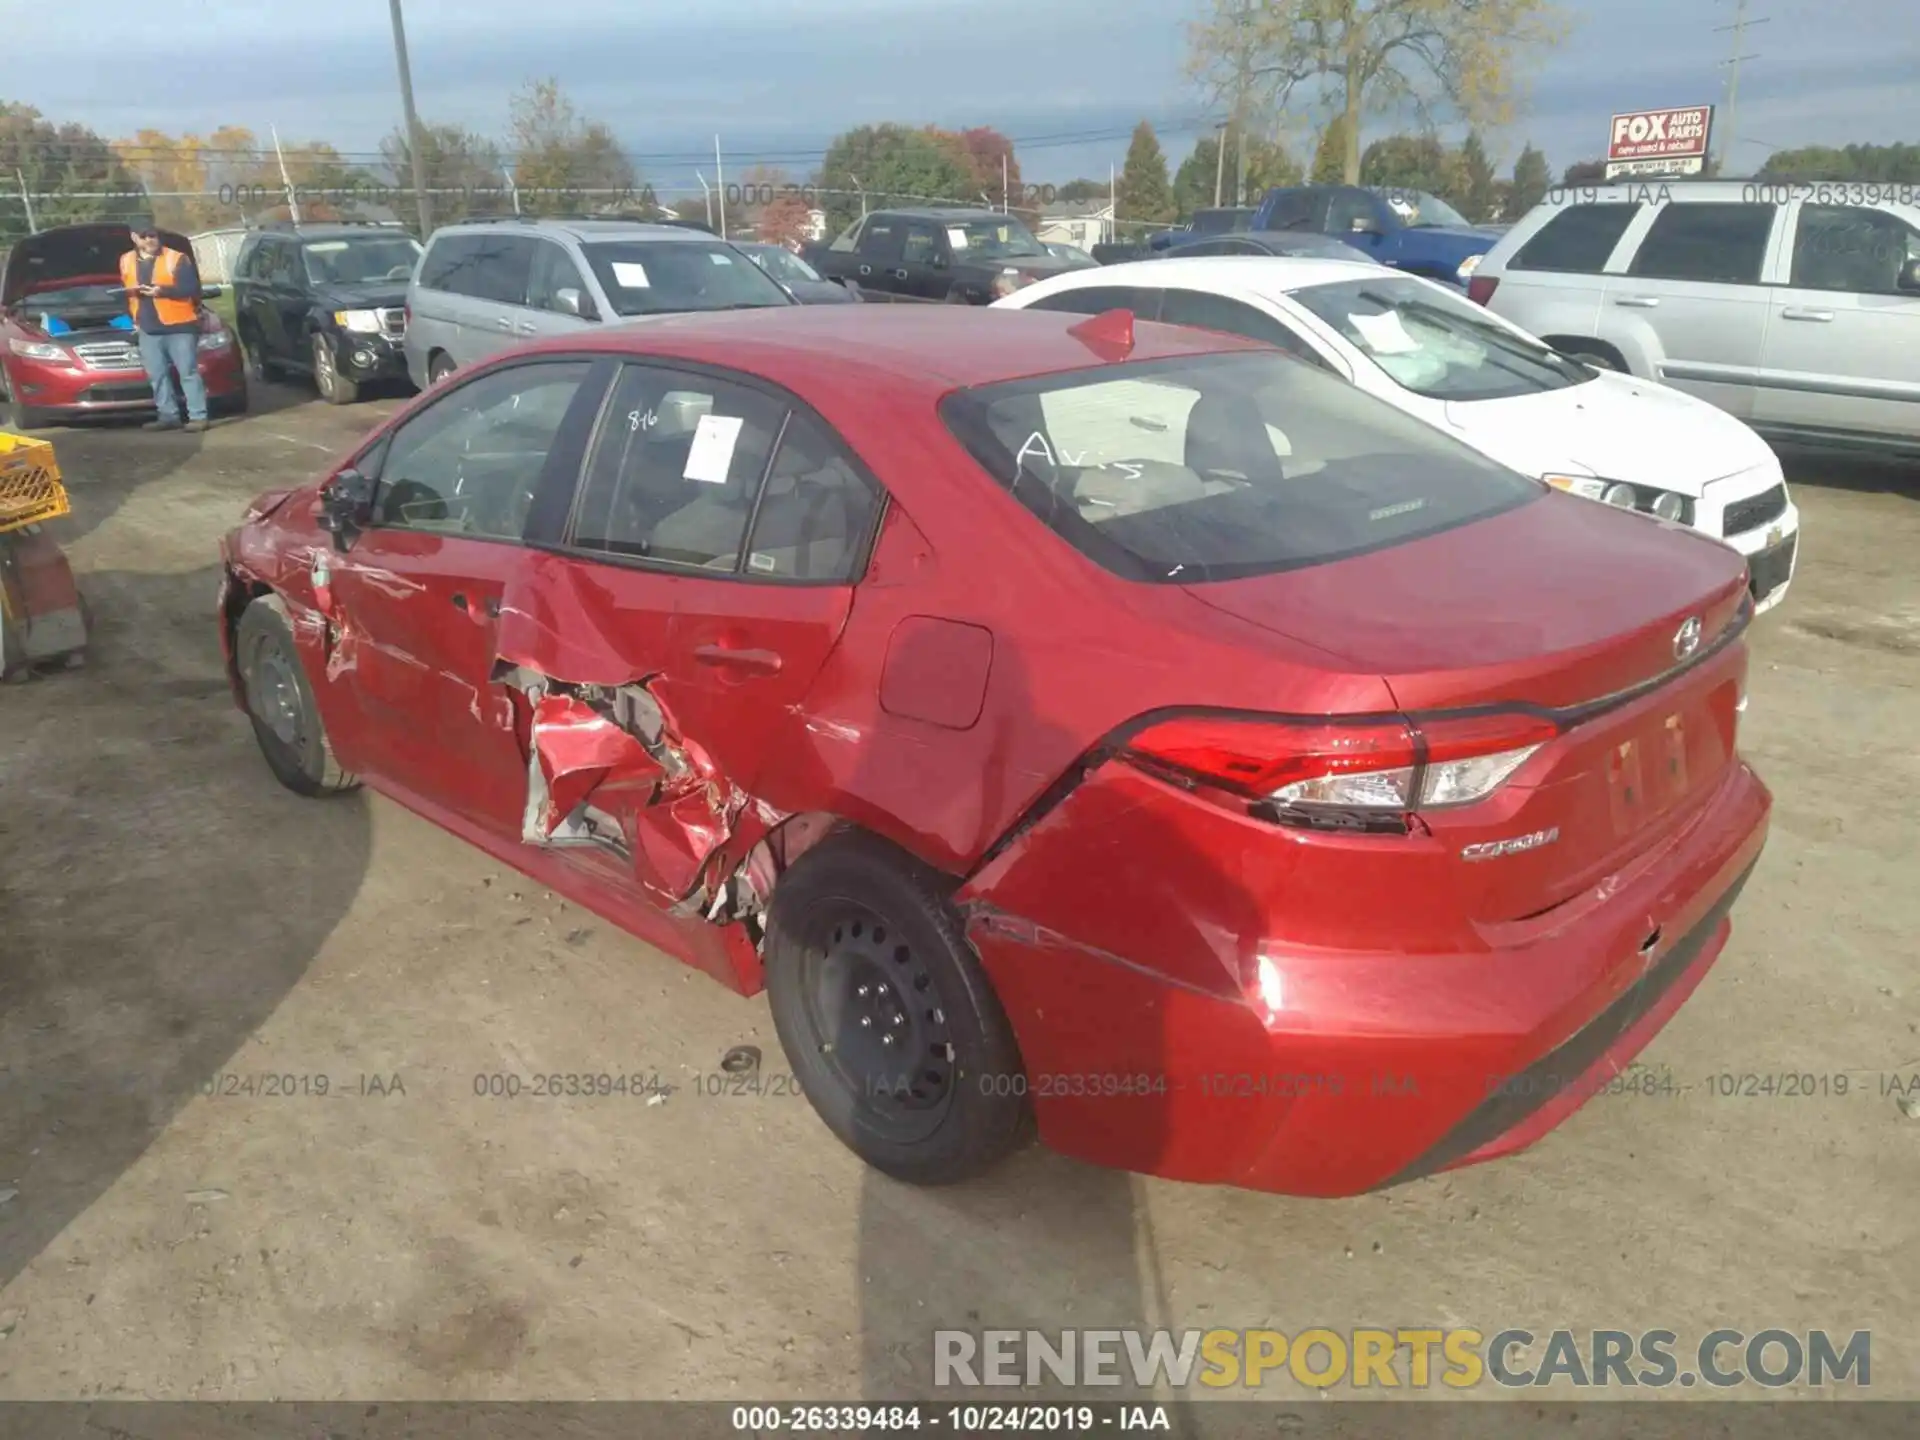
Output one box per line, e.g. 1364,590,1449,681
1471,179,1920,457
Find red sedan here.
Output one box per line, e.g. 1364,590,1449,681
1,223,247,429
216,305,1769,1196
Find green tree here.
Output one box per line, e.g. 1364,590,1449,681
1,105,143,242
1115,120,1175,224
381,121,510,226
1360,133,1450,190
1560,158,1605,185
1310,115,1350,183
1453,130,1498,221
1057,177,1109,203
1754,142,1920,181
1186,0,1573,185
1176,130,1303,215
508,78,637,211
1174,135,1227,217
815,123,977,231
1508,142,1550,218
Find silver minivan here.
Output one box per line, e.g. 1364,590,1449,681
404,218,795,388
1472,179,1920,454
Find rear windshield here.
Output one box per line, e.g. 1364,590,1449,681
939,349,1540,583
578,240,793,316
1289,275,1594,400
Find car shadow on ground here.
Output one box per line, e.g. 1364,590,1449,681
0,560,371,1291
852,636,1261,1430
1774,445,1918,498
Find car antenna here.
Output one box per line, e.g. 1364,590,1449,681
1066,308,1135,361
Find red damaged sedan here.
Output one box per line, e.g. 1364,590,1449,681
217,304,1768,1196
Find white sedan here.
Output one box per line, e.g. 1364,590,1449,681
993,256,1800,612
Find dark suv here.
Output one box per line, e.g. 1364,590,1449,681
231,222,424,404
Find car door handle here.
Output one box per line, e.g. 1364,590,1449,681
1781,307,1833,322
514,321,537,334
892,269,909,280
692,642,783,674
495,316,513,330
1615,296,1660,308
857,264,872,276
450,591,500,618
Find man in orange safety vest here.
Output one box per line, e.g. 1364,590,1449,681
120,221,209,432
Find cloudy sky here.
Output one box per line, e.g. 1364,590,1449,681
12,0,1913,200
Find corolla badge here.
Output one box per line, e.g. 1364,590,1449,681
1460,827,1560,861
1673,616,1702,660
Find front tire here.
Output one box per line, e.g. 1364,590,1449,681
236,596,358,797
764,831,1032,1186
0,367,48,430
312,333,359,405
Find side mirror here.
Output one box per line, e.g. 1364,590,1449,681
553,286,591,318
317,467,377,551
931,253,949,269
1899,259,1920,293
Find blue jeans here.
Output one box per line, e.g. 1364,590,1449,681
137,329,208,423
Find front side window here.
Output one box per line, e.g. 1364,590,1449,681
942,217,1048,260
301,236,422,286
568,365,786,569
748,246,822,284
371,361,593,539
527,240,594,315
1374,189,1471,229
939,350,1539,583
1289,275,1592,399
1628,203,1775,285
577,240,793,316
1790,205,1920,294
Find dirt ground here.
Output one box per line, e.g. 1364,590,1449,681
0,378,1915,1408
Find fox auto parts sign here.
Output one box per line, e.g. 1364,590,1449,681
1606,106,1714,178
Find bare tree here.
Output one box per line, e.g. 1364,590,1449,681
1185,0,1572,186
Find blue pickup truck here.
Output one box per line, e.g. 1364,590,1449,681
1250,184,1502,288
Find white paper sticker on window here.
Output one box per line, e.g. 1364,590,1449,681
1349,310,1421,355
708,252,733,265
947,227,969,249
611,261,650,288
683,413,744,484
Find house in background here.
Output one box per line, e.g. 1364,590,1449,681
1033,199,1114,252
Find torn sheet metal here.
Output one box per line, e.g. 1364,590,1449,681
521,691,665,842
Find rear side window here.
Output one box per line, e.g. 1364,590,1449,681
416,235,472,291
939,351,1539,584
1508,203,1639,273
418,233,535,303
1023,286,1164,318
1627,203,1775,284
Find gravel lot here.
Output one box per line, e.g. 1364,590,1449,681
0,382,1914,1409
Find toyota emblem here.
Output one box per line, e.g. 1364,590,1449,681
1673,616,1702,660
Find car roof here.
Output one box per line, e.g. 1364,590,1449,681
501,303,1265,396
864,207,1005,222
1025,254,1393,298
430,218,724,244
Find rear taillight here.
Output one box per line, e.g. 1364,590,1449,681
1124,710,1556,820
1466,275,1499,306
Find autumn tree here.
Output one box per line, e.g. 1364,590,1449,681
1116,121,1175,225
724,163,793,233
1508,142,1549,217
755,193,816,248
1186,0,1572,185
945,126,1022,205
815,123,977,230
0,104,141,242
507,77,638,210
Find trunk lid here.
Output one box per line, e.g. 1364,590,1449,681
1183,489,1753,921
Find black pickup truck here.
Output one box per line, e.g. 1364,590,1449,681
800,207,1078,304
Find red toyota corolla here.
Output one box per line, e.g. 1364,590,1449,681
1,222,247,429
216,304,1769,1197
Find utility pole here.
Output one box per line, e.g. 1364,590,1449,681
1212,121,1228,208
16,170,37,234
1714,0,1767,176
387,0,433,238
714,135,727,239
271,126,301,225
1232,0,1252,208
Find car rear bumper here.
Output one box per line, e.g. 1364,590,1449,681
959,753,1770,1197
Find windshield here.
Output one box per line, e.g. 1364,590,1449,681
939,350,1539,583
945,217,1047,259
1291,276,1594,401
302,236,423,285
578,240,794,315
746,246,823,284
1375,189,1471,229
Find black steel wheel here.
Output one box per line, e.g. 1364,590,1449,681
236,596,359,797
765,831,1031,1185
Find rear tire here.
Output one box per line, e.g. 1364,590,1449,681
1551,339,1628,373
764,830,1032,1186
240,325,283,382
235,596,358,798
